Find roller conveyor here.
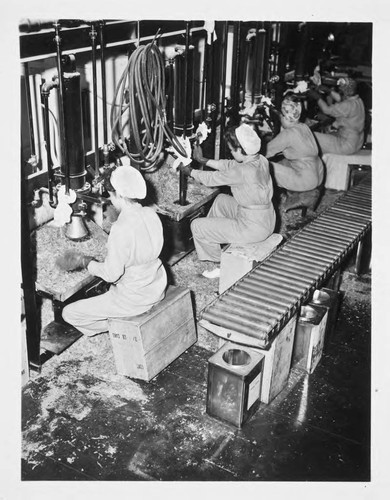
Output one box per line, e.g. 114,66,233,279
199,174,371,349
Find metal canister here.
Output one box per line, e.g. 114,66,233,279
206,342,264,428
292,304,328,374
310,287,340,349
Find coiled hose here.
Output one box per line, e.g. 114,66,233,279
110,40,187,171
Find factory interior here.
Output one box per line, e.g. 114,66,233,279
6,10,389,496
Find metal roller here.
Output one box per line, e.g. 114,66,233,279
238,281,297,304
207,305,271,332
253,265,313,286
246,273,309,294
219,298,279,324
273,253,328,272
296,232,352,248
263,261,320,283
200,174,372,348
229,290,290,314
284,243,339,260
201,310,267,339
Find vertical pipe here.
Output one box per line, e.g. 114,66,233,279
179,21,191,206
99,20,108,147
53,21,70,193
219,21,229,159
232,21,242,113
42,88,55,206
21,175,41,372
23,62,36,159
90,22,100,176
201,32,208,121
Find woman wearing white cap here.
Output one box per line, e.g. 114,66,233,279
179,123,275,271
265,94,324,192
61,165,167,336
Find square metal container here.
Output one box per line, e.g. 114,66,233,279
292,304,328,374
310,287,340,348
206,342,264,428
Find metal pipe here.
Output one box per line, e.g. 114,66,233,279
232,22,242,113
41,80,58,206
201,31,208,121
99,21,108,148
53,21,70,193
23,62,36,161
89,22,100,176
219,21,228,158
179,21,191,206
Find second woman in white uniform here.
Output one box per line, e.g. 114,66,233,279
178,123,276,269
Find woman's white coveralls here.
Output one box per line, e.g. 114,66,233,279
190,155,275,262
62,203,167,336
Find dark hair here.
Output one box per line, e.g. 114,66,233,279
99,166,116,193
224,126,246,154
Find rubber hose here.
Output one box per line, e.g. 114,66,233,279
111,41,187,170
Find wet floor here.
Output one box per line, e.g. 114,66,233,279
21,260,371,481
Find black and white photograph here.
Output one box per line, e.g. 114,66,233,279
2,1,389,497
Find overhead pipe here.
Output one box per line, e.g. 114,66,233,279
53,21,70,193
99,20,110,168
89,22,100,177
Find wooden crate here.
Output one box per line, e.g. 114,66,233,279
219,234,283,294
108,286,196,381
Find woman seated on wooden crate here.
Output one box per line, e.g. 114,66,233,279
178,123,276,278
59,165,167,336
264,94,324,211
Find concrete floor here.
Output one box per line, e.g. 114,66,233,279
22,288,371,480
21,205,372,482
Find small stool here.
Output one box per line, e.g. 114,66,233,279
219,233,283,294
323,149,372,191
108,286,196,381
284,187,322,216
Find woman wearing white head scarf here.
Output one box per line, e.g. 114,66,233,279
62,165,167,337
178,123,275,266
308,77,365,155
265,94,324,192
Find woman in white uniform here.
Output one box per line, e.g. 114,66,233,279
178,123,275,267
62,165,167,337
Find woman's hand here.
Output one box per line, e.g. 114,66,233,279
192,144,208,165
